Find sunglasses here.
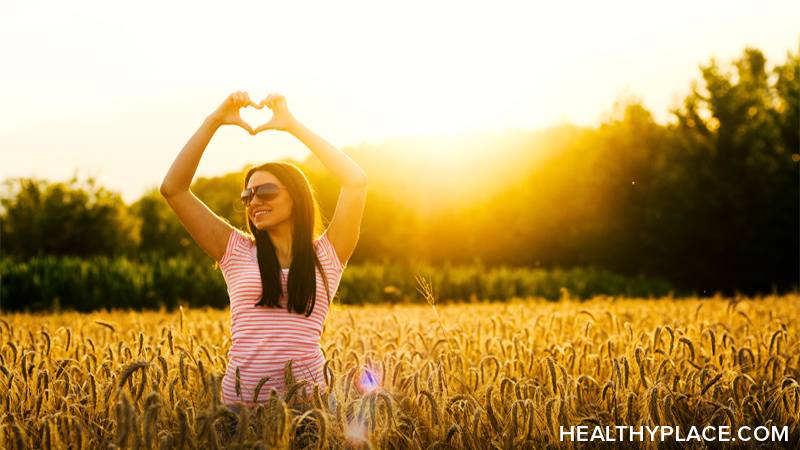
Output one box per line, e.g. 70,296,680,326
240,183,287,207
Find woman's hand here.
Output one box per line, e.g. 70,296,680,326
208,91,261,135
254,93,299,134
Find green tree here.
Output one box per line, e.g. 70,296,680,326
0,176,138,259
129,188,194,256
664,47,799,293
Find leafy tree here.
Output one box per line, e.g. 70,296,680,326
664,47,799,293
129,188,194,257
0,176,138,258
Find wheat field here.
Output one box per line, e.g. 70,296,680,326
1,290,798,449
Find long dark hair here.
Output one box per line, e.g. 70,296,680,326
243,162,330,317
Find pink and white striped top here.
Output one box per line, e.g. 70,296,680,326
218,227,345,406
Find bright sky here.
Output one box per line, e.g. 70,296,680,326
1,0,798,202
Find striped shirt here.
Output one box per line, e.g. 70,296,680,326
218,227,345,406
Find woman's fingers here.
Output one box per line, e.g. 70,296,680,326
260,93,276,109
267,93,285,110
242,92,261,109
227,91,259,113
229,91,282,109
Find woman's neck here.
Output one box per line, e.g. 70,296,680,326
266,222,293,260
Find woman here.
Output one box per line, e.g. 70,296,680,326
160,91,367,406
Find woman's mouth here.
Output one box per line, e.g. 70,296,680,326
253,210,272,219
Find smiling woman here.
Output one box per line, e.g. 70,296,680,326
159,91,368,412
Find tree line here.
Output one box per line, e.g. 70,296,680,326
2,47,797,296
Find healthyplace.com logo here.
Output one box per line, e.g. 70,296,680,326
560,426,789,443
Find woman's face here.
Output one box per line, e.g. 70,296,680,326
246,171,294,231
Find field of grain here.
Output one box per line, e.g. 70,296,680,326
1,291,798,449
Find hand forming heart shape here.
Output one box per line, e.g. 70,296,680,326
210,91,298,136
239,106,274,134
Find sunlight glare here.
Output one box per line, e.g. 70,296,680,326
344,419,369,445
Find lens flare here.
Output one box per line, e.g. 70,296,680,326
344,419,368,445
356,369,378,394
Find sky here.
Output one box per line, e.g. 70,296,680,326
1,0,798,203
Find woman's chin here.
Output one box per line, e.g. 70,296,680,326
252,216,291,231
254,220,283,231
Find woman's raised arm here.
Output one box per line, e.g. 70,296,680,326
160,91,259,262
254,93,368,265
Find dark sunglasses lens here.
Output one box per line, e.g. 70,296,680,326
240,189,253,206
241,184,280,206
255,183,280,201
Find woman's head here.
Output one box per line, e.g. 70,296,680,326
242,161,328,316
243,162,324,239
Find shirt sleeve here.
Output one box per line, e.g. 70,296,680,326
219,227,253,273
315,230,346,276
